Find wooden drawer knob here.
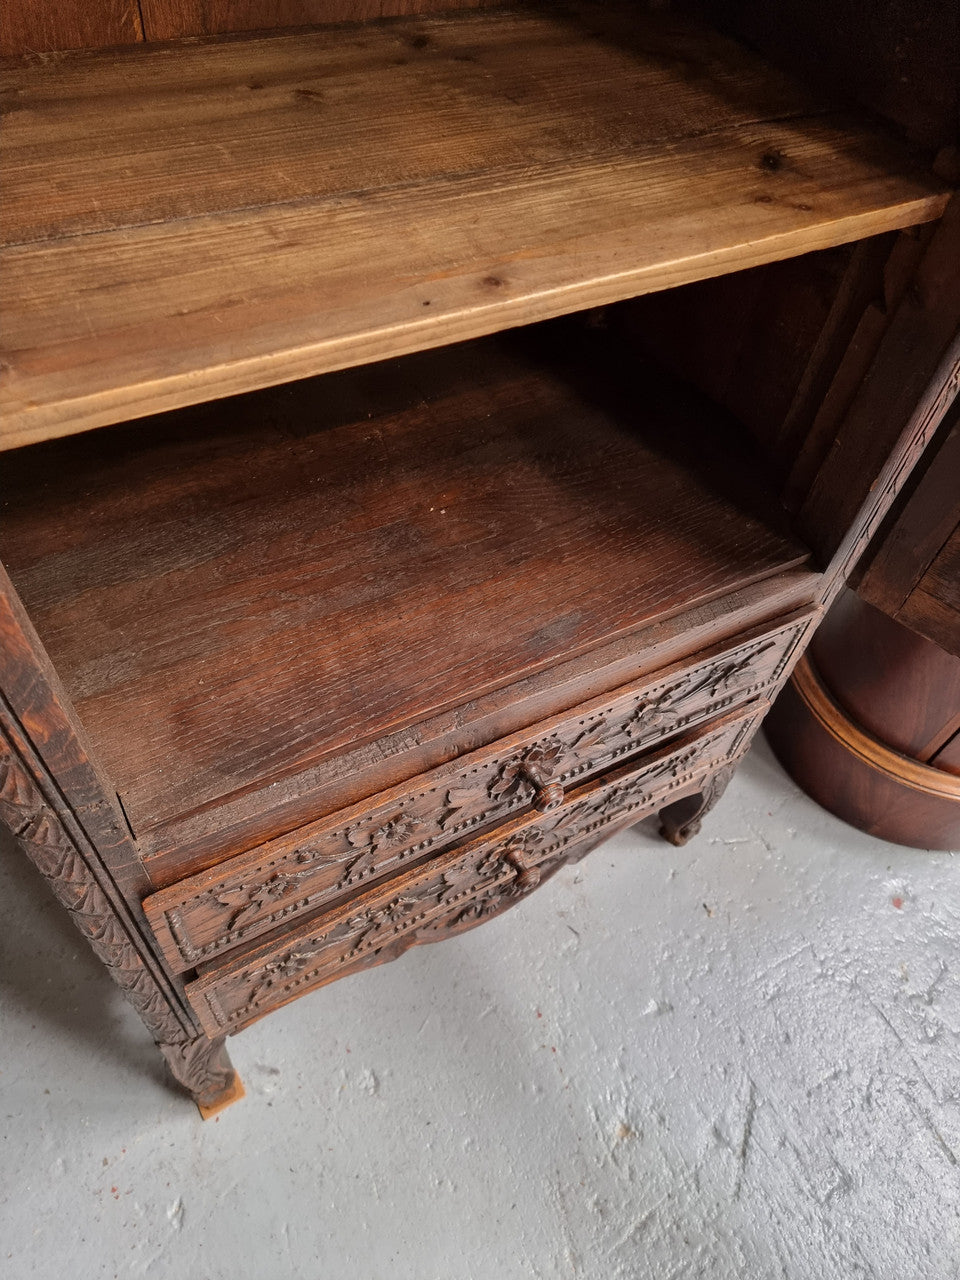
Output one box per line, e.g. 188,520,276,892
531,781,564,812
502,847,542,891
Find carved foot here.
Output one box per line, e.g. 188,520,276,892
657,764,736,846
159,1035,244,1118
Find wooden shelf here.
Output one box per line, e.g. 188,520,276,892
2,325,815,852
0,1,947,449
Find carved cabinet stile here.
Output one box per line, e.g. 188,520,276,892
0,0,956,1113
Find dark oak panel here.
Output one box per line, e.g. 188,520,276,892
0,1,142,56
859,417,960,623
901,529,960,658
689,0,960,150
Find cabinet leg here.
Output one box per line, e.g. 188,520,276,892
159,1035,245,1118
658,764,736,846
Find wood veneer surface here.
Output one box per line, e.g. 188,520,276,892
0,2,947,446
1,329,812,841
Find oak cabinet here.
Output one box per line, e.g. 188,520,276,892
1,0,956,1113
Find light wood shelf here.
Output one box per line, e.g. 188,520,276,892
0,1,948,449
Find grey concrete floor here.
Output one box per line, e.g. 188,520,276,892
2,737,959,1279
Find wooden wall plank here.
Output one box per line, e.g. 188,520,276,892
139,0,498,42
0,1,142,56
688,0,960,150
797,196,960,569
858,416,960,617
615,246,856,482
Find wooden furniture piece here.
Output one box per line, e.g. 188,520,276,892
1,0,958,1114
766,418,960,849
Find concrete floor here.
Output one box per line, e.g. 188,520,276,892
2,737,959,1279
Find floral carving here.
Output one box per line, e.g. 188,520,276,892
451,888,516,929
437,862,485,906
213,863,317,930
347,811,423,853
342,811,425,882
206,712,760,1033
488,742,564,802
569,719,610,756
624,688,679,739
346,894,419,951
248,949,317,1005
700,643,774,698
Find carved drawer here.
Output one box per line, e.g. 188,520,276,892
185,701,765,1035
144,610,812,973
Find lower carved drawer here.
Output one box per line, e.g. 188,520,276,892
145,610,812,973
185,701,765,1035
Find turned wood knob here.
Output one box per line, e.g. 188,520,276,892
502,848,542,891
514,865,541,890
531,781,564,812
518,750,565,812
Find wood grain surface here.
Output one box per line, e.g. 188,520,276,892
0,2,947,446
900,527,960,657
140,0,499,41
0,1,142,56
1,326,811,846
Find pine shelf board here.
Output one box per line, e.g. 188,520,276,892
1,327,814,843
0,1,948,449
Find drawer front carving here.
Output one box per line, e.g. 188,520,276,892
186,703,764,1035
145,611,812,972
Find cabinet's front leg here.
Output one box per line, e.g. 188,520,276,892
1,572,246,1117
159,1035,244,1118
657,763,736,846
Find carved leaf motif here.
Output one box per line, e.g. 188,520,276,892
439,846,510,905
453,895,500,928
347,895,419,950
438,785,475,831
248,949,316,1005
346,811,424,856
706,644,773,696
488,758,524,801
343,845,381,884
219,866,316,930
488,742,564,801
570,721,608,754
625,690,676,738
